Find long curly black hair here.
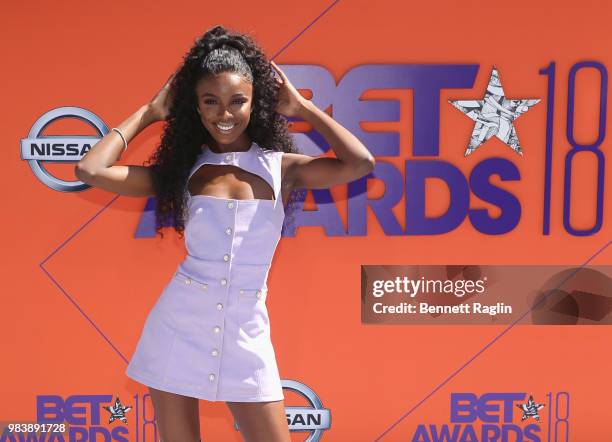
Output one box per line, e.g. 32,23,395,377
143,25,303,239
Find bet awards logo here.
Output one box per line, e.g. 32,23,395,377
0,394,133,441
23,62,607,239
412,392,570,442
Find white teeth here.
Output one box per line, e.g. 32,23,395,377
216,122,235,131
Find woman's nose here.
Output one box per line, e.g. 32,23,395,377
218,108,233,119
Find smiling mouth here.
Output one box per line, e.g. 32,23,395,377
215,122,236,133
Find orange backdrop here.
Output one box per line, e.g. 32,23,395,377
3,0,611,440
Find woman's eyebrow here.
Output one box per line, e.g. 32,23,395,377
200,92,247,98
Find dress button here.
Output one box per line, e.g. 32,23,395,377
227,201,234,209
195,207,203,214
211,349,219,356
223,254,230,261
185,278,191,285
209,373,216,382
256,291,262,299
201,283,208,291
225,154,232,161
225,227,232,235
220,278,227,286
213,325,221,333
216,303,223,311
240,289,245,294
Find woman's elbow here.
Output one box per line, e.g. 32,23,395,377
358,155,375,177
74,164,95,185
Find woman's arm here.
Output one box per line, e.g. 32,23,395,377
74,104,157,197
284,99,375,189
269,61,375,190
74,74,175,197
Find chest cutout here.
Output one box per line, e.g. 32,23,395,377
187,164,276,201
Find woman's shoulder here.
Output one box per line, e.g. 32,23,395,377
258,145,285,159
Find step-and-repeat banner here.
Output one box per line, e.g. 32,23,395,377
4,0,611,440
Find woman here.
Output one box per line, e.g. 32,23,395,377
75,25,374,442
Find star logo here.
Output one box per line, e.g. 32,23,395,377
517,395,545,422
103,396,133,425
448,65,540,157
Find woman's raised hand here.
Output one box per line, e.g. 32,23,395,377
270,60,307,117
145,73,177,123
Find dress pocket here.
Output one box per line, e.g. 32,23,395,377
237,287,269,339
155,272,216,331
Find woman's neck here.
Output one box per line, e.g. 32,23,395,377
206,133,252,153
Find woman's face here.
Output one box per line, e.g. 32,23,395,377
194,72,253,150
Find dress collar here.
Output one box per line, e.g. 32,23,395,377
201,141,258,156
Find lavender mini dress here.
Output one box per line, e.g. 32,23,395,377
126,142,285,402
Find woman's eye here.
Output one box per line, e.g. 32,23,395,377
203,99,246,105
